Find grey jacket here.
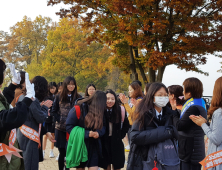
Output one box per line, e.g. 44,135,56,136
17,95,48,170
201,108,222,170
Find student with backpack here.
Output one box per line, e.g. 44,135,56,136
99,89,129,170
66,91,107,170
51,76,81,170
127,82,179,170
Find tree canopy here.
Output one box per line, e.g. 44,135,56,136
48,0,222,82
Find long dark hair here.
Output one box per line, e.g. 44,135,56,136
60,76,79,103
48,82,58,96
0,59,6,85
105,89,121,123
134,82,168,129
168,85,185,106
85,83,96,97
31,76,48,102
78,91,106,130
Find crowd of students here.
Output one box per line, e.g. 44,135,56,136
0,59,222,170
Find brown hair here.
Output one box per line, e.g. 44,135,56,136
77,90,107,130
168,85,185,106
183,77,203,98
130,82,143,99
208,77,222,118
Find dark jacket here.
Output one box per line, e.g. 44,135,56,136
99,108,129,169
44,95,55,124
66,102,106,167
0,84,32,132
0,83,32,170
127,106,178,170
52,94,80,132
17,95,48,170
173,104,207,164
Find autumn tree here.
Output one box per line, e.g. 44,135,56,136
39,17,112,91
48,0,222,82
0,15,52,67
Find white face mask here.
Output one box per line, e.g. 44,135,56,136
154,96,169,108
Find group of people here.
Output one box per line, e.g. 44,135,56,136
0,59,222,170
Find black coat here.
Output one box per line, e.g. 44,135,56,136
173,104,207,164
0,83,32,134
127,106,178,170
99,108,129,169
66,102,106,167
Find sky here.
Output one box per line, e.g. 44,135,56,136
1,0,222,96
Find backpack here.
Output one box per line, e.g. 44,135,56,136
66,105,81,141
142,119,180,170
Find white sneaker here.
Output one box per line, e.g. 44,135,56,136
49,150,55,158
56,154,59,161
43,150,45,158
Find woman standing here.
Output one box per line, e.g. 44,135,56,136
43,82,58,158
190,77,222,170
51,76,81,170
17,76,53,170
0,61,34,170
66,91,107,170
84,84,96,97
99,89,129,170
173,78,207,170
119,81,143,148
127,82,179,170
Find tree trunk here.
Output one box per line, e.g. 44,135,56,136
156,66,166,82
134,48,148,84
129,45,138,81
148,67,156,82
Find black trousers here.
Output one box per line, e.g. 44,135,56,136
58,148,69,170
180,161,202,170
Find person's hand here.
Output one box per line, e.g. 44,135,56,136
42,100,53,108
89,131,94,137
46,132,56,143
25,73,35,100
8,63,21,85
170,99,177,110
189,115,207,126
92,132,99,139
119,93,128,104
131,98,137,106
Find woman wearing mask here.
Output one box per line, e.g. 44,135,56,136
99,89,129,170
127,82,179,170
43,82,58,158
52,76,81,170
168,85,185,111
190,77,222,170
0,61,34,170
172,78,207,170
17,76,53,170
66,91,107,170
84,84,96,97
